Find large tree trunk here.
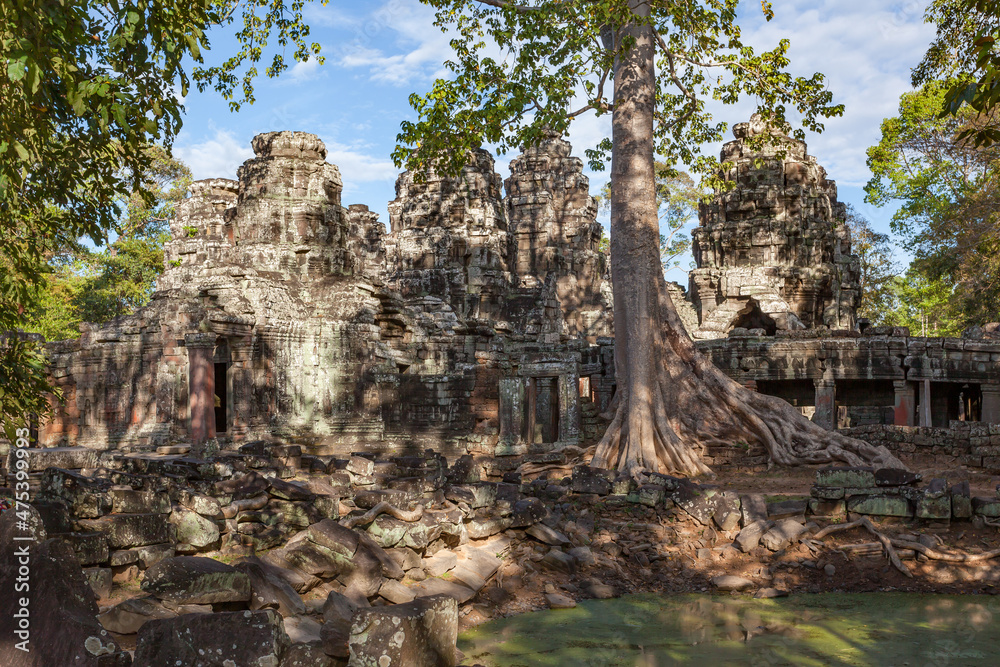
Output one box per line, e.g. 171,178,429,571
592,1,904,476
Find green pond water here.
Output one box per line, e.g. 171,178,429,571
458,593,1000,666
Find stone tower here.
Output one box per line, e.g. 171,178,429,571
505,133,612,340
385,149,512,320
688,116,860,339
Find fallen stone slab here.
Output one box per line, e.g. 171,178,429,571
98,596,177,634
526,523,570,546
711,575,755,592
424,549,458,577
9,446,99,472
349,594,458,667
284,615,323,644
734,520,772,553
546,593,577,609
169,507,220,549
141,556,251,604
233,557,307,617
260,552,324,593
83,566,112,600
133,609,289,667
571,465,614,496
815,466,875,488
874,468,922,487
0,507,127,667
54,531,109,566
510,497,549,527
760,519,807,552
269,478,315,501
78,512,172,548
177,489,222,517
766,499,808,520
740,493,768,525
847,495,914,518
410,577,477,604
280,642,338,667
110,487,170,514
283,540,350,579
320,590,357,659
307,518,360,558
542,548,576,573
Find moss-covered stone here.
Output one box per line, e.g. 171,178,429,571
846,495,913,517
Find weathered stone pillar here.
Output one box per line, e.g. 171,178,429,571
526,378,537,444
812,379,836,430
982,384,1000,425
893,380,916,427
498,377,524,444
919,379,932,427
186,334,217,445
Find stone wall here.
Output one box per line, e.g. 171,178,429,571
840,422,1000,471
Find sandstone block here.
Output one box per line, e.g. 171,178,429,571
348,595,458,667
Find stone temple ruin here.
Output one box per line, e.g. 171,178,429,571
38,131,613,463
6,122,1000,666
27,122,1000,472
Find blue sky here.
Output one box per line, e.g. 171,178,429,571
174,1,936,280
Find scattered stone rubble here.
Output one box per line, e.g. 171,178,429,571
9,439,1000,664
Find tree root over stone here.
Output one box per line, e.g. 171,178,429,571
339,501,424,530
814,516,1000,578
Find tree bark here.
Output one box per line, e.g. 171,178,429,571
592,1,905,477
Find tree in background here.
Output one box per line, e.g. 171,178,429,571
883,268,964,337
842,205,899,326
598,163,701,279
23,147,191,340
391,0,902,474
866,80,1000,331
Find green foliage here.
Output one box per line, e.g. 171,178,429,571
0,334,54,439
882,267,964,337
0,0,218,431
22,147,190,340
915,0,1000,146
193,0,327,111
865,81,1000,330
842,205,899,326
598,164,702,277
391,1,843,182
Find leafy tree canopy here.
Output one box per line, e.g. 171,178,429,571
866,80,1000,329
391,0,842,181
842,205,899,326
915,0,1000,146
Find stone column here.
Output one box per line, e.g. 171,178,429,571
893,380,916,427
812,379,836,430
983,384,1000,425
186,334,217,446
526,378,537,444
498,377,523,445
919,379,932,427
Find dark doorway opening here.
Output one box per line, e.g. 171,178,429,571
214,363,228,434
730,300,778,335
535,377,560,443
213,340,230,435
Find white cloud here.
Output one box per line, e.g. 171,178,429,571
323,141,397,188
707,1,937,186
175,129,255,181
288,57,323,83
336,0,453,85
